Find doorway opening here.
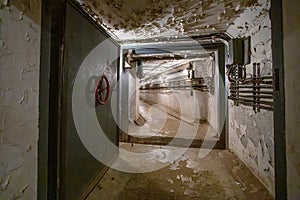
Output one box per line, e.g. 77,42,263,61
120,42,226,150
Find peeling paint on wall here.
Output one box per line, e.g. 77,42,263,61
226,0,274,196
0,0,10,8
0,2,40,199
11,0,41,24
78,0,261,42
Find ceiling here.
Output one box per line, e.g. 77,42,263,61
125,40,216,83
74,0,263,84
141,59,192,82
76,0,260,43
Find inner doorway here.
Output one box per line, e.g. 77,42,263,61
120,43,227,151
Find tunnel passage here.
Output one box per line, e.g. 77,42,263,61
120,43,226,149
42,0,277,199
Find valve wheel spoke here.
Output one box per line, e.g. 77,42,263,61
95,75,110,105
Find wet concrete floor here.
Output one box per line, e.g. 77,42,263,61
87,144,273,200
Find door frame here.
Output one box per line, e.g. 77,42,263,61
38,0,120,199
38,0,66,199
121,41,228,149
270,0,287,199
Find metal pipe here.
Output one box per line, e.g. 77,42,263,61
230,85,273,89
229,96,273,106
253,63,257,111
230,90,273,94
131,53,210,61
240,80,273,85
230,100,273,111
252,76,273,79
257,63,261,112
131,54,183,60
230,94,273,99
140,86,208,91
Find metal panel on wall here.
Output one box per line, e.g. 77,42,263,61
61,2,119,199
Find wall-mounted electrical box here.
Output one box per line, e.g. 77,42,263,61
228,37,251,65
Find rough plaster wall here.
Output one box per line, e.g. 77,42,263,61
283,1,300,199
0,2,40,199
226,0,274,195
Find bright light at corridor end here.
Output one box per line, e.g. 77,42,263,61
71,36,226,173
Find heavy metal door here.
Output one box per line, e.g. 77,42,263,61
60,2,119,199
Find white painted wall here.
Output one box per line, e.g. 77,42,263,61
226,0,275,195
193,56,219,132
0,4,40,199
140,56,219,133
129,69,140,122
282,1,300,199
140,90,210,124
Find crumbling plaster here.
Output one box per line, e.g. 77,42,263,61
226,0,274,195
78,0,261,42
0,1,40,199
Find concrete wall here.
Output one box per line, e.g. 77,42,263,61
0,1,40,199
193,57,220,133
282,1,300,199
140,56,220,133
140,90,211,124
129,69,140,122
226,0,275,195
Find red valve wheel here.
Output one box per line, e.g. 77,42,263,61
95,75,110,105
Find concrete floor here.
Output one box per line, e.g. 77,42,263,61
126,101,222,148
129,101,211,140
87,101,273,199
87,144,273,200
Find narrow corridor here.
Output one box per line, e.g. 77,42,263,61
1,0,298,199
88,102,273,200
